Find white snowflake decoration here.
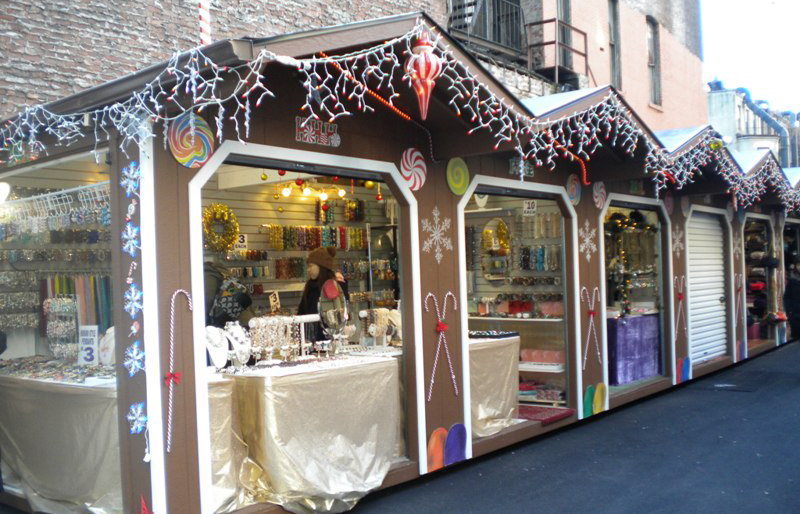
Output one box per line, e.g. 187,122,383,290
124,283,144,319
123,340,145,377
579,219,597,262
121,222,140,258
120,161,141,198
672,227,685,259
127,402,147,435
421,206,453,264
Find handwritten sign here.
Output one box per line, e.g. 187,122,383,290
522,200,537,217
234,233,248,251
78,325,99,366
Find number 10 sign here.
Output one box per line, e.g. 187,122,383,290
78,325,99,366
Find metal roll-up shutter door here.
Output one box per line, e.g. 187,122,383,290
687,212,728,363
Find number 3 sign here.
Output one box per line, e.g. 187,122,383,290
78,325,99,366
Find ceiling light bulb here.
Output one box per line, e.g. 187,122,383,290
338,189,346,197
282,187,291,197
303,187,311,196
319,192,328,202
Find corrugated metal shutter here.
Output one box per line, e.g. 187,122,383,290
687,212,728,363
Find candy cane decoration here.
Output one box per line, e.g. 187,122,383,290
425,292,458,401
198,0,212,46
734,273,744,334
580,286,602,370
166,289,192,453
674,276,687,341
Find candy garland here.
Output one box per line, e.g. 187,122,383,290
580,286,602,370
2,19,800,211
424,291,458,401
165,289,192,453
674,275,687,342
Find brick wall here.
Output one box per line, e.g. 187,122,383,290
535,0,706,130
0,0,447,120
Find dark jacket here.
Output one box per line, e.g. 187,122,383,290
784,275,800,319
298,278,349,341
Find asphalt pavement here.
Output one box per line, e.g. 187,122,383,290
2,342,799,514
356,342,800,514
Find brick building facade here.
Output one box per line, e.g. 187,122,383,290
1,0,705,130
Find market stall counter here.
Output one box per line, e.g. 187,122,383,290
229,355,401,514
0,358,244,514
0,359,121,514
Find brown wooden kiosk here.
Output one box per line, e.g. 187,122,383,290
0,13,796,514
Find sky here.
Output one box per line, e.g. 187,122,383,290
702,0,800,112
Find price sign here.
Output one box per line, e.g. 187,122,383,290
234,233,248,251
522,199,537,217
78,325,99,366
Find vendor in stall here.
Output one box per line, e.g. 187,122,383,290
298,247,348,341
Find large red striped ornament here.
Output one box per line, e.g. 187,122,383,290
404,31,443,120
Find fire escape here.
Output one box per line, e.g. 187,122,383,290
448,0,589,91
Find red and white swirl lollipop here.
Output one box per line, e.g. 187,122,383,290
401,148,427,192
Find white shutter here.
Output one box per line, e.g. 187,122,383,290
687,213,728,363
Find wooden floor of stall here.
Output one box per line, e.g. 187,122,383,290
748,339,776,357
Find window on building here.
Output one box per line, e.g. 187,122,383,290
646,17,661,105
608,0,621,89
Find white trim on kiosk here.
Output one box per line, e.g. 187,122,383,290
187,141,426,514
684,205,736,369
597,193,674,397
456,175,582,431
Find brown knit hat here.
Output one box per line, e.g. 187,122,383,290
308,246,337,271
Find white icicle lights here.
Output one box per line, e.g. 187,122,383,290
1,19,799,212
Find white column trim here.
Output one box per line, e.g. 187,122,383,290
139,135,168,514
597,193,673,401
456,176,582,427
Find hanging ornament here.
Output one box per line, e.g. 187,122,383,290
332,175,339,182
400,147,427,191
273,193,280,200
278,170,286,176
404,30,443,120
446,157,470,196
376,184,383,201
260,173,267,181
167,112,215,168
566,173,581,206
322,203,330,211
295,178,304,186
277,207,284,213
364,180,375,190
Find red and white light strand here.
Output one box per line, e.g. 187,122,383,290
2,18,800,213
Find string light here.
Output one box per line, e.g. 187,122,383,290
281,187,291,197
0,18,797,213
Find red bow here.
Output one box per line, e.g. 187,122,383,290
587,310,595,317
677,293,684,301
164,372,181,386
436,321,448,333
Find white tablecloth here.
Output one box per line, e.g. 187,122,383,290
231,356,401,514
469,337,520,437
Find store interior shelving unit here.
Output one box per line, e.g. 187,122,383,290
464,197,568,408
